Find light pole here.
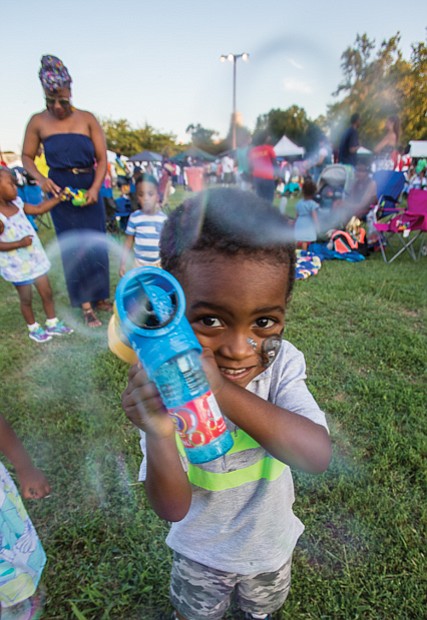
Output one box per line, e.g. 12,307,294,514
220,52,249,150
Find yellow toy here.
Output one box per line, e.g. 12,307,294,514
61,187,87,206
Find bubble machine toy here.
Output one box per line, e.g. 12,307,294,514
114,266,234,464
61,187,87,206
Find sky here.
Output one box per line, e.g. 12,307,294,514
1,0,425,154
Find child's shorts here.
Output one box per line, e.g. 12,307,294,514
170,551,292,620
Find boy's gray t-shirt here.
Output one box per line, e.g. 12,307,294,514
138,340,328,575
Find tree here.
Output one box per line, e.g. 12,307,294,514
253,106,324,153
185,124,218,152
100,118,178,156
334,33,375,96
327,32,426,148
400,41,427,140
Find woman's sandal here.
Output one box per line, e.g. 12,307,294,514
95,299,113,312
83,308,102,328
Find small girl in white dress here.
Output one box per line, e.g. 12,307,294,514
0,168,73,343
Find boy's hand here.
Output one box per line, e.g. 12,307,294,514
201,348,225,394
20,235,33,247
119,266,126,278
122,364,176,439
17,465,51,499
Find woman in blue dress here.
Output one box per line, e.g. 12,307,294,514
22,55,110,327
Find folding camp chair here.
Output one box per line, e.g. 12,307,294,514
372,170,406,219
366,170,405,247
374,189,427,263
114,196,132,232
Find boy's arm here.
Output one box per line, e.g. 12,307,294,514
119,235,134,277
122,364,192,521
203,350,331,474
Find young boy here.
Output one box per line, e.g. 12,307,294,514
119,174,167,277
121,187,332,620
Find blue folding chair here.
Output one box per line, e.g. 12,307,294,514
114,196,132,232
373,170,405,219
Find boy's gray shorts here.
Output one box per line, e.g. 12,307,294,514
170,551,292,620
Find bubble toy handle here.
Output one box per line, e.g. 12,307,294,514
115,266,234,464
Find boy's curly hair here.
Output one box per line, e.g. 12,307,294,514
160,187,296,300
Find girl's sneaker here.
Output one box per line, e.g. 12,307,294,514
28,326,52,343
45,320,74,336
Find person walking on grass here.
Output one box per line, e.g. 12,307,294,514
0,168,73,343
338,113,361,166
121,188,331,620
119,174,167,277
0,413,51,619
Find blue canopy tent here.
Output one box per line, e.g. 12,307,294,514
128,150,162,163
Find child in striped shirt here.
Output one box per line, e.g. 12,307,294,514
119,174,167,277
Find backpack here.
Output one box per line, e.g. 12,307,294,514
328,217,368,256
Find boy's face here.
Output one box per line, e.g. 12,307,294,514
0,172,18,201
181,252,288,388
136,181,158,214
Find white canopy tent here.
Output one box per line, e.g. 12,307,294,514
274,135,305,158
409,141,427,158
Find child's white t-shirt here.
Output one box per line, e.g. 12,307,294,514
137,340,328,574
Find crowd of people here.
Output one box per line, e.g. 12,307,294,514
0,51,424,620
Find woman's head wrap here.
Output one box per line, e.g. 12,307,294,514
39,55,72,92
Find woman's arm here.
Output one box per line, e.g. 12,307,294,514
22,115,61,196
86,113,108,204
374,132,396,155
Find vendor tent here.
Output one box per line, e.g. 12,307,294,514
171,147,216,163
409,141,427,158
274,136,305,158
107,150,118,163
129,150,162,163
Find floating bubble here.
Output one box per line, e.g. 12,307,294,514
44,230,125,337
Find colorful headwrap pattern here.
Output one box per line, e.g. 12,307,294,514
39,55,72,92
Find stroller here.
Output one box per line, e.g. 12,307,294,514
104,197,119,234
315,164,355,234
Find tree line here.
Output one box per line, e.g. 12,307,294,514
101,32,426,158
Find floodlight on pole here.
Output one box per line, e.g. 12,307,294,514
220,52,249,150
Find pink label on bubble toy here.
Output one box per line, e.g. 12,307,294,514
169,390,227,449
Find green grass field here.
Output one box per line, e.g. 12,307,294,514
1,190,426,619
